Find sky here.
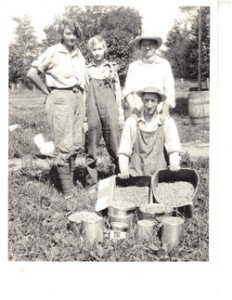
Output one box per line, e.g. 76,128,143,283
8,0,184,44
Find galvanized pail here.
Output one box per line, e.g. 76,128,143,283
68,211,104,244
109,222,128,240
81,216,104,244
136,219,156,241
108,205,137,230
161,216,184,246
138,203,173,222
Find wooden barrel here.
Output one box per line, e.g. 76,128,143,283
188,91,209,125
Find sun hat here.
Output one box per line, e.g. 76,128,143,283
136,86,167,101
133,35,163,49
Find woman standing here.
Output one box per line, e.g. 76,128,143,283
27,19,88,199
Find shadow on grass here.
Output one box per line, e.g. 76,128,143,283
172,97,188,117
49,163,115,191
48,166,62,193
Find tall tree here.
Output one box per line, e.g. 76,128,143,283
164,6,210,82
9,16,40,87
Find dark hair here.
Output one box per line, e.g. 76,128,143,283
58,19,83,39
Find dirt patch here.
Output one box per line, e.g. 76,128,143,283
182,143,209,159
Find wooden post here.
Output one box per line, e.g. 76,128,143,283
198,7,202,91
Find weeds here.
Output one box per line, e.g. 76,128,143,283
8,92,209,261
8,158,209,261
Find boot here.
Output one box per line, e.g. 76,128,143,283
86,156,98,186
57,164,74,199
70,154,76,185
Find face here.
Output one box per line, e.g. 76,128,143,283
140,39,157,58
142,93,161,115
62,26,77,50
90,42,106,62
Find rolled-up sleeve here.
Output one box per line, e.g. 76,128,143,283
31,47,54,74
122,64,135,99
164,118,181,154
117,117,137,157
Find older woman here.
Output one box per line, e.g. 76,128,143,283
123,35,175,117
27,19,88,199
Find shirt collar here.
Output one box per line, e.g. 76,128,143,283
57,43,80,57
137,111,162,125
87,59,111,68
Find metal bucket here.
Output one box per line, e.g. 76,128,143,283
81,217,104,244
109,222,128,241
138,203,173,222
108,205,137,230
68,211,92,234
68,211,104,244
136,220,156,241
161,216,184,246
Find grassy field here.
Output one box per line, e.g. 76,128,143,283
8,155,208,261
8,93,209,159
8,88,209,261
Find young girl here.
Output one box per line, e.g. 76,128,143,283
85,35,124,185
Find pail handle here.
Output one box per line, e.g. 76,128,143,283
173,208,185,218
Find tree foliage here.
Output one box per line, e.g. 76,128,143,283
42,6,142,83
164,6,210,81
9,6,142,87
9,16,40,88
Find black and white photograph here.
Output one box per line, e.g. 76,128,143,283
1,0,231,298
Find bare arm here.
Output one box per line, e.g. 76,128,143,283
118,154,130,179
27,67,50,95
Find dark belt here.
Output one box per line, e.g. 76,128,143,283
49,85,83,93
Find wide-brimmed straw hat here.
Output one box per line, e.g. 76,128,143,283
133,35,163,49
136,86,166,101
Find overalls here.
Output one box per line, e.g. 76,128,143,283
129,122,167,176
86,78,120,184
